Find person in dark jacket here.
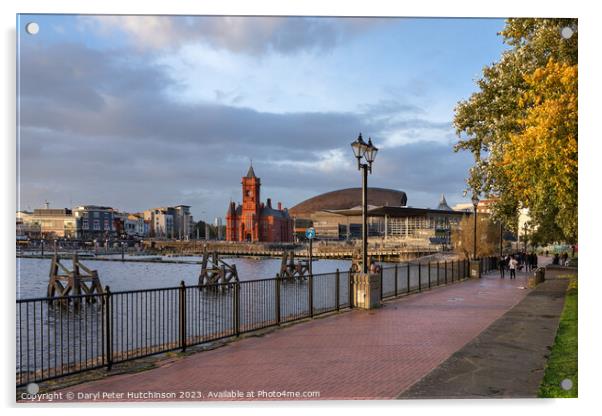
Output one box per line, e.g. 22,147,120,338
498,256,506,278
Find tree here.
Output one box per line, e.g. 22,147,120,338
452,214,500,260
453,18,577,244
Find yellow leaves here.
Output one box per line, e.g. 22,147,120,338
500,58,577,236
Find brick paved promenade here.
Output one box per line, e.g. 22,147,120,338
42,263,544,402
400,265,568,399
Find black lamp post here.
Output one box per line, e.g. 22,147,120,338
499,222,503,257
471,194,479,260
350,133,378,274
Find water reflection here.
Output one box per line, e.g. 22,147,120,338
16,257,352,299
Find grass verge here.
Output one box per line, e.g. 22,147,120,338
538,277,578,398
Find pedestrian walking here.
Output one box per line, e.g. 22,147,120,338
562,252,569,266
498,255,506,278
509,256,518,279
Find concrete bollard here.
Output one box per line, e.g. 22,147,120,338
527,267,546,288
470,260,481,279
352,272,381,309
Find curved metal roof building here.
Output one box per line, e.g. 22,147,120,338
289,187,408,217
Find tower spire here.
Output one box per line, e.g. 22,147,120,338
437,193,452,211
246,162,257,179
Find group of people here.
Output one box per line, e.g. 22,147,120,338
498,252,538,279
551,252,571,266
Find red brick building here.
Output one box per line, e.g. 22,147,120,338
225,165,293,242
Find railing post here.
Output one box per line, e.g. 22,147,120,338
275,275,281,324
394,264,398,297
418,262,422,292
309,273,314,318
407,262,410,294
335,269,340,311
349,268,353,308
444,260,448,284
234,281,240,335
379,268,384,300
179,281,187,351
437,261,440,286
428,262,431,289
104,286,113,371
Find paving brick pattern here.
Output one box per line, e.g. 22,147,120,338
399,271,569,399
46,267,537,402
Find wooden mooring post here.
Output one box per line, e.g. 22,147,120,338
277,251,310,281
198,246,239,289
46,253,105,305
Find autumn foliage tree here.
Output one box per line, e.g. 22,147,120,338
452,215,500,260
454,19,577,244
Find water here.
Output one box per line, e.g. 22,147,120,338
16,255,473,385
16,256,352,299
16,256,356,384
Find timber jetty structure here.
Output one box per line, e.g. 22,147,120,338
142,240,439,262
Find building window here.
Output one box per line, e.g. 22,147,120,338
82,220,89,230
93,211,100,218
93,220,100,230
104,219,110,230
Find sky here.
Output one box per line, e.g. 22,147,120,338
17,14,508,222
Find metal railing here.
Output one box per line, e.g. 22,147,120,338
16,257,497,387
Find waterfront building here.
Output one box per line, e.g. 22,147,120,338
121,213,147,237
144,205,193,239
111,211,127,237
16,211,42,238
174,205,194,240
143,218,151,236
29,207,77,238
225,165,293,242
452,202,473,212
289,189,464,247
73,205,114,240
133,214,147,236
17,207,77,239
144,208,174,238
452,198,496,214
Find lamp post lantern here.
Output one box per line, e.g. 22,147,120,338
471,194,479,260
350,133,378,274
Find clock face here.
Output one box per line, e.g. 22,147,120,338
246,190,252,197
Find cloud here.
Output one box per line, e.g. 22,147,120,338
18,36,470,220
19,42,174,111
80,15,387,56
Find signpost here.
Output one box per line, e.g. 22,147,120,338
305,227,315,275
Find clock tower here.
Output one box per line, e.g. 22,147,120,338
225,164,293,243
241,164,260,241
